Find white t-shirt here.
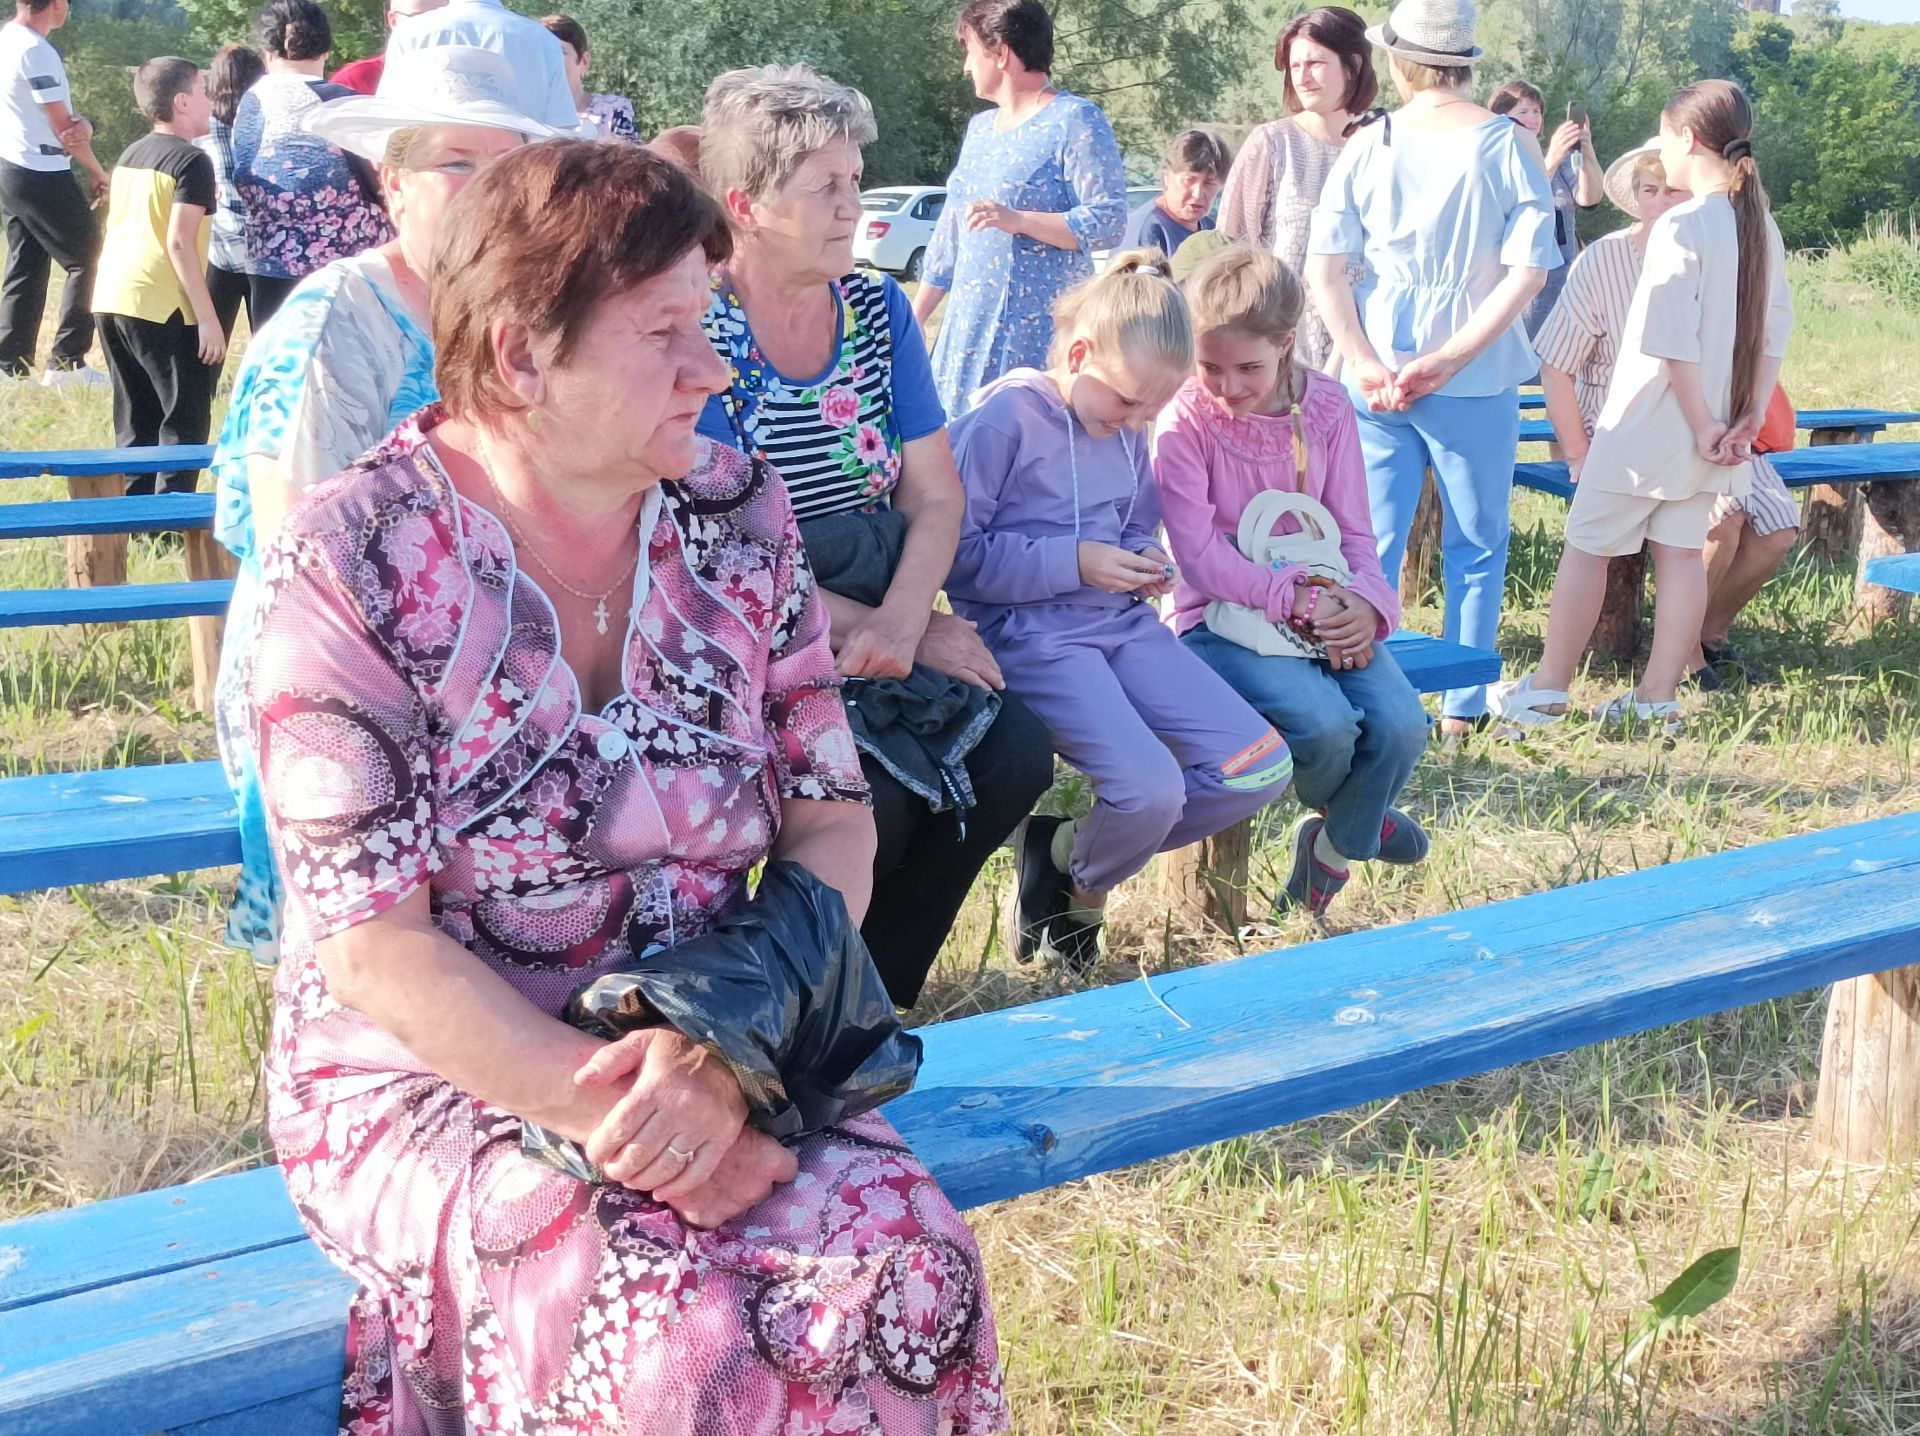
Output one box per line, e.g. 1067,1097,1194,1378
0,21,71,172
1582,193,1793,502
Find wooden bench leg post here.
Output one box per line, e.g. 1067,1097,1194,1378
1590,548,1648,665
1812,966,1920,1163
184,528,237,715
1161,817,1252,932
1801,430,1866,562
1400,469,1441,612
64,472,128,589
1856,480,1920,627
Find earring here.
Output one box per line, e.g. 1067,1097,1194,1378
525,406,542,434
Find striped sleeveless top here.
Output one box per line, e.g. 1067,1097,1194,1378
703,270,904,522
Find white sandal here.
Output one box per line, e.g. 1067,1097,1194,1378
1487,673,1572,727
1591,692,1684,738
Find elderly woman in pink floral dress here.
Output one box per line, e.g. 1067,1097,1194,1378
242,139,1008,1434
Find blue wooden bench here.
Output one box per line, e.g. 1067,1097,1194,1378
1517,408,1920,447
1864,554,1920,595
1513,441,1920,503
4,809,1915,1434
0,578,234,630
0,493,215,539
0,632,1501,900
0,445,216,482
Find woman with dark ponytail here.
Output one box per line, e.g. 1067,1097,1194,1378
1492,78,1792,739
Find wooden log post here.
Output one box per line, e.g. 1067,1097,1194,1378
1589,549,1648,664
1800,430,1866,561
1160,818,1252,932
1812,965,1920,1163
1399,469,1441,611
64,472,128,589
1856,480,1920,627
184,527,237,714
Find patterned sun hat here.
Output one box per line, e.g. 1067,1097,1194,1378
1365,0,1484,68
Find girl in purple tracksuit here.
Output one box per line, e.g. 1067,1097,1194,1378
948,250,1293,971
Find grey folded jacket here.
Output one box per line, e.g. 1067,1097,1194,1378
801,509,998,814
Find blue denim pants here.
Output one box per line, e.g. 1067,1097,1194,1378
1350,384,1520,719
1182,626,1429,862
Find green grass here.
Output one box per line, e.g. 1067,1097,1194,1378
3,256,1920,1433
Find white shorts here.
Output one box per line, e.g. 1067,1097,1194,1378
1708,454,1800,537
1564,484,1721,557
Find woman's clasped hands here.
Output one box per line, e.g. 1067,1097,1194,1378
570,1028,798,1229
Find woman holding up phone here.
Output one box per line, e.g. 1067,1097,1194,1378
1489,81,1600,336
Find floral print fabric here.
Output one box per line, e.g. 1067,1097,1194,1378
922,92,1126,419
231,72,393,280
245,412,1007,1433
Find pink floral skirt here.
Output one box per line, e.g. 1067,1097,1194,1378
274,1077,1008,1435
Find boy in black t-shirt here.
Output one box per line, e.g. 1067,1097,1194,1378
90,56,223,494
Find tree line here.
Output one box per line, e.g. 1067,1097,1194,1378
51,0,1920,252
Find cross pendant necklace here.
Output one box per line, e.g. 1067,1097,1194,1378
479,462,638,636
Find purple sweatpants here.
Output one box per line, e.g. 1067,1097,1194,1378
989,600,1294,894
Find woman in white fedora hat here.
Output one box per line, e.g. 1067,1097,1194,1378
1305,0,1561,734
208,43,557,965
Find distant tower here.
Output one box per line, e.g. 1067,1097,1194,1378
1745,0,1782,12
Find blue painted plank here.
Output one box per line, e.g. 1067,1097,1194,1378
1515,444,1920,506
1519,392,1543,410
0,1241,353,1436
1381,631,1500,694
7,813,1920,1436
173,1386,343,1436
0,579,232,628
0,493,215,539
0,1167,303,1313
0,763,239,894
1864,554,1920,595
0,446,214,481
1518,410,1918,447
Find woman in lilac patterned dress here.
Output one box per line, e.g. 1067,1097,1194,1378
233,0,393,324
244,140,1007,1434
911,0,1126,418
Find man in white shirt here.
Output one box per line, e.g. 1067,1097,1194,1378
384,0,584,134
0,0,108,383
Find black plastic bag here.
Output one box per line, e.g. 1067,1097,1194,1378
522,862,923,1183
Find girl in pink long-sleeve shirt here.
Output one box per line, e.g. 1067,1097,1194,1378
1153,247,1430,917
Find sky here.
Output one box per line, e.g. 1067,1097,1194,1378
1788,0,1918,21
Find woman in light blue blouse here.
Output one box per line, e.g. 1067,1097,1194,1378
911,0,1126,419
1306,0,1559,731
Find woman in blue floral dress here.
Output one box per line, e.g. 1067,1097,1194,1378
912,0,1126,419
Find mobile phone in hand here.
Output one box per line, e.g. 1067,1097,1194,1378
1568,100,1589,127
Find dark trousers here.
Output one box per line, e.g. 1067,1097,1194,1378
247,272,299,328
206,261,253,336
862,690,1055,1008
96,312,215,495
0,161,99,376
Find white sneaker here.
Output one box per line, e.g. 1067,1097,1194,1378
39,363,109,390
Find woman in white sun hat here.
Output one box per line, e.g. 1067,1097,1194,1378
1305,0,1561,735
209,44,557,965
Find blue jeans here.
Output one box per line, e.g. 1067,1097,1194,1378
1182,627,1429,862
1351,385,1519,719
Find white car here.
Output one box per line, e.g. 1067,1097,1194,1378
853,186,946,282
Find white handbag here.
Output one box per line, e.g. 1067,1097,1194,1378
1203,489,1352,660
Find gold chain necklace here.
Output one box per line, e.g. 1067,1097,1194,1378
478,461,639,636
